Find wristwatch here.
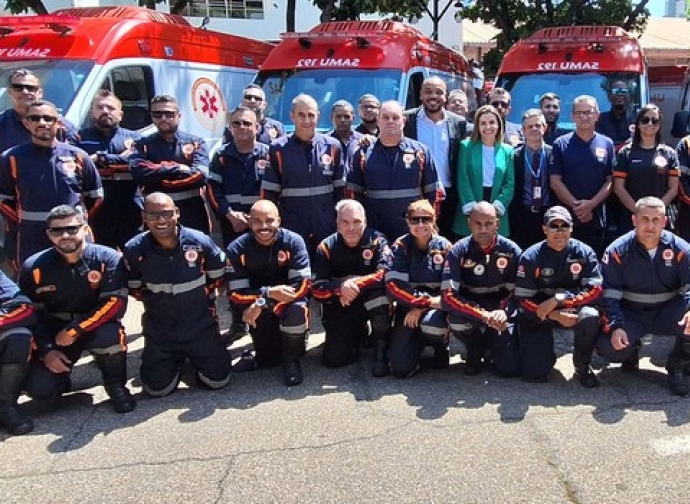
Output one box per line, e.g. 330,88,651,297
255,297,267,308
554,293,567,306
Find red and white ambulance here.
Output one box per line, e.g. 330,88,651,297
253,20,476,131
495,25,649,130
0,6,273,141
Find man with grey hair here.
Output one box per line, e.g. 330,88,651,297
312,199,392,375
262,93,345,258
509,108,553,249
598,196,690,396
328,99,363,172
348,100,443,241
549,95,615,256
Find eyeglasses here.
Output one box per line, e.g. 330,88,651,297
47,225,82,237
243,94,263,102
143,210,176,221
25,114,58,124
547,223,571,231
231,120,253,128
639,116,660,126
408,216,434,225
491,101,510,108
151,111,177,119
611,87,629,96
11,83,40,93
573,110,596,118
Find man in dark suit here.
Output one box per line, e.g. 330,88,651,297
509,109,553,249
404,76,468,240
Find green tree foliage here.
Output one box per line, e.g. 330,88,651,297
313,0,425,23
461,0,651,73
4,0,48,14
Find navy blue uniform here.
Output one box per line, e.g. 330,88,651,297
385,234,452,377
220,117,285,147
130,131,211,233
20,244,129,400
675,136,690,240
226,228,311,369
0,270,34,366
124,226,229,396
262,133,345,258
514,238,602,381
328,130,363,174
598,231,690,369
442,235,522,376
348,138,443,242
0,143,103,266
312,228,391,368
550,131,615,255
207,141,270,247
73,126,142,250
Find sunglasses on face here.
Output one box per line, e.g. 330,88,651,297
611,88,629,96
573,110,596,118
408,216,434,225
231,120,253,128
25,114,58,124
151,111,177,119
491,101,509,108
47,225,82,237
547,223,571,231
243,94,263,102
143,209,176,221
11,83,39,93
639,116,660,126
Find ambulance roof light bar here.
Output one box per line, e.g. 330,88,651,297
526,25,630,45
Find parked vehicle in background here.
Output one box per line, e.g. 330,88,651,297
671,63,690,139
495,25,649,131
648,65,686,144
253,20,477,132
0,6,273,143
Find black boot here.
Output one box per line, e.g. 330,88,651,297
573,323,598,388
667,341,690,396
223,305,249,346
372,338,389,378
621,344,640,373
0,363,33,436
462,337,486,376
574,365,599,388
281,332,305,386
95,353,136,413
668,367,689,396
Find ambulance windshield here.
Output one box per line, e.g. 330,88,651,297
255,68,402,132
0,60,93,115
496,71,642,130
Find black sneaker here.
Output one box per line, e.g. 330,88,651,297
621,347,640,373
282,360,303,386
668,368,689,396
432,346,450,369
574,366,599,388
233,350,259,373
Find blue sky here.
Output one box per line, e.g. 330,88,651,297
648,0,664,16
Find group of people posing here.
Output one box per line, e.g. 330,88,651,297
1,69,690,438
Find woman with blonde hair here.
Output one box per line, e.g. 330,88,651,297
385,199,453,377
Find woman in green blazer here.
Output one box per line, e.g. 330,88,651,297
452,104,515,238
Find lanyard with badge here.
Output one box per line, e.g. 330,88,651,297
524,148,545,205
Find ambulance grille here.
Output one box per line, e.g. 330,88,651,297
310,20,418,35
527,25,629,43
54,6,192,27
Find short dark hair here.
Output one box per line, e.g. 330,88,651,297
92,89,122,108
150,95,177,107
46,205,86,227
539,92,560,105
7,68,39,87
25,100,57,117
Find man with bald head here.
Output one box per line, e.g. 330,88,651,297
348,100,443,241
124,192,230,397
226,199,311,386
442,201,522,376
403,77,468,240
262,93,345,258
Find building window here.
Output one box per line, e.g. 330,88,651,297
187,0,264,20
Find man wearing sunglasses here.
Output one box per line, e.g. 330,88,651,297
0,100,103,269
514,206,603,387
124,192,230,397
72,90,142,251
597,196,690,396
130,95,211,234
240,84,284,145
20,205,135,415
596,80,635,148
487,87,523,147
208,106,269,345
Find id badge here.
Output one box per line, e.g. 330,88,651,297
533,186,542,199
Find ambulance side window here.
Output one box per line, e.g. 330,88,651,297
406,72,424,110
109,66,154,131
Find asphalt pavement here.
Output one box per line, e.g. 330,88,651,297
2,297,690,503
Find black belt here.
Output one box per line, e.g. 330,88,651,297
523,205,544,214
